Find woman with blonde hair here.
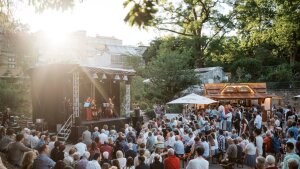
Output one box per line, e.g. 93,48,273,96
22,151,37,169
116,150,127,168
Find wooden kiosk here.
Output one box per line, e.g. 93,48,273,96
204,83,275,122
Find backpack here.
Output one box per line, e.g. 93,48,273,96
270,136,280,153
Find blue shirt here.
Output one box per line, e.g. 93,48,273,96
202,141,210,158
287,126,298,140
33,154,55,169
174,140,185,155
282,153,300,169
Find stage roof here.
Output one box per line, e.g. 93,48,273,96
27,64,136,76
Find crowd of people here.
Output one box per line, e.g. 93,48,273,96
0,103,299,169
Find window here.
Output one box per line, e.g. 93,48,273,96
8,57,15,62
8,64,16,69
225,86,236,92
239,86,250,92
111,54,124,66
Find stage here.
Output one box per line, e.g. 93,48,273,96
68,116,143,142
81,117,130,127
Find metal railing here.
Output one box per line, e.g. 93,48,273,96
57,114,74,142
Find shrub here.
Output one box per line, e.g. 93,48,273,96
145,109,156,119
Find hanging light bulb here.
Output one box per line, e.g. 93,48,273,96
114,74,121,80
123,75,128,81
92,73,98,79
101,74,107,80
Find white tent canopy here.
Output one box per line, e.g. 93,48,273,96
167,93,217,105
294,95,300,98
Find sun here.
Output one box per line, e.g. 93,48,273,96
45,29,68,46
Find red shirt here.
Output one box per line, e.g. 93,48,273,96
100,144,113,160
164,155,180,169
263,136,272,153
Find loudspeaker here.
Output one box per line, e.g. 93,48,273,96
75,117,81,126
70,126,86,143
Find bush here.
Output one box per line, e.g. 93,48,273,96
139,102,149,110
231,58,262,80
166,104,183,114
145,109,156,119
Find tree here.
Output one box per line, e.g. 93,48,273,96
234,0,300,65
124,0,235,67
144,37,199,103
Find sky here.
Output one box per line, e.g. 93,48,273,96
15,0,160,46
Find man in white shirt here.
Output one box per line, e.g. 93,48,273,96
74,138,87,157
254,112,262,129
99,129,108,144
30,131,40,149
165,132,176,148
254,129,263,156
274,115,280,127
186,146,209,169
226,111,233,132
218,103,226,130
86,152,101,169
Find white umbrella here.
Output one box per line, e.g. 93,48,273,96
294,95,300,98
167,93,217,105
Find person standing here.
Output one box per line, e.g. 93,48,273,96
136,156,149,169
86,153,101,169
218,103,226,130
84,97,93,121
244,136,257,169
164,148,180,169
254,112,262,130
282,142,300,169
173,136,185,157
226,110,233,132
92,127,100,141
233,109,241,135
218,130,226,153
1,107,10,127
82,126,92,146
186,146,209,169
254,129,263,156
74,138,87,157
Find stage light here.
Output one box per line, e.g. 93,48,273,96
114,74,121,80
123,75,128,81
92,73,98,79
101,74,107,80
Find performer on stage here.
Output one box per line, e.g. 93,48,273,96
91,99,98,120
84,97,93,121
108,97,114,117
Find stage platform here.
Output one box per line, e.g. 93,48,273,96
69,116,143,143
81,117,131,127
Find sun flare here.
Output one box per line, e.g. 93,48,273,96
45,30,68,45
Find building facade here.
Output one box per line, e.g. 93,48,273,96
35,31,146,69
195,66,228,84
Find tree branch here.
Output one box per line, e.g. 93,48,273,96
157,27,194,36
203,15,233,50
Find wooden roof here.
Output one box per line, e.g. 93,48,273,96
204,83,273,100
